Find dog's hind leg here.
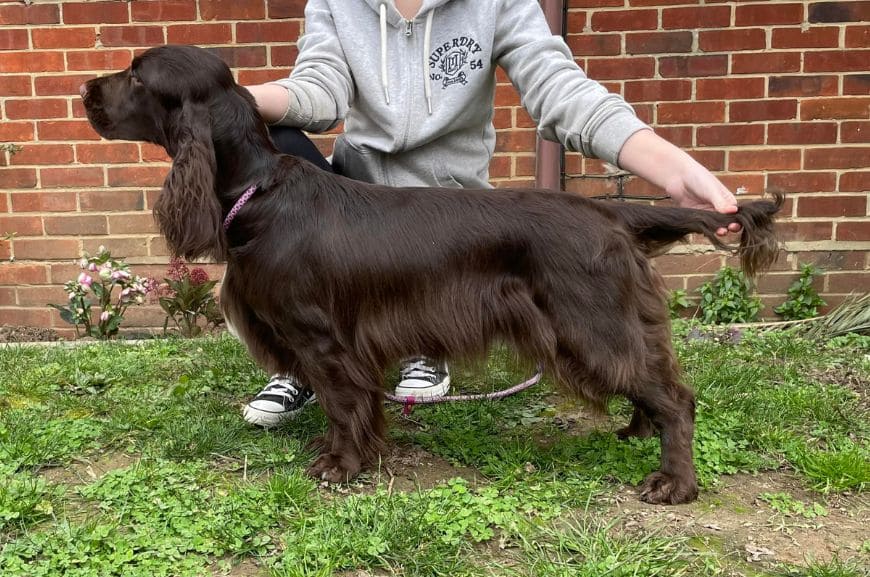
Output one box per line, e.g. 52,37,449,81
616,405,657,440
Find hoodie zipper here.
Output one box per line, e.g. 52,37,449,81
398,18,416,159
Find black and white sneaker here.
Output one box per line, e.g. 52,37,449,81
242,374,316,428
394,357,451,399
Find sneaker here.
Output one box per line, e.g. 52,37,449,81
243,374,316,428
394,356,451,399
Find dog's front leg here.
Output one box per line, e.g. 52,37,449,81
294,343,386,483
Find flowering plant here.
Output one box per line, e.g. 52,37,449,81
50,247,152,339
157,257,223,337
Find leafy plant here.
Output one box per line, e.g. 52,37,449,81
668,289,691,319
775,263,827,321
49,247,152,339
758,492,828,519
697,266,762,324
157,257,223,337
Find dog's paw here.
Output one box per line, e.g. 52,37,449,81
639,471,698,505
615,423,656,440
306,453,360,484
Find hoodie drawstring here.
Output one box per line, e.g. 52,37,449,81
379,3,435,115
379,4,390,105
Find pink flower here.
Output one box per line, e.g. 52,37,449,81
100,311,111,322
167,257,189,282
77,273,93,288
190,268,209,285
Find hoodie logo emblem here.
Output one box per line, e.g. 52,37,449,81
429,36,484,89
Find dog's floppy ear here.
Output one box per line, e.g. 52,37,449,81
153,99,226,262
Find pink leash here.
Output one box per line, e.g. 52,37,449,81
385,365,544,415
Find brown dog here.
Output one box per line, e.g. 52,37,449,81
81,45,782,504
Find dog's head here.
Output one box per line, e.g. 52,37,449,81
81,45,252,262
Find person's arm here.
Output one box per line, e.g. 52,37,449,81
494,0,738,230
248,0,354,132
618,129,740,236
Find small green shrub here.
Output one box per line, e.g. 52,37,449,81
667,289,691,319
775,263,827,321
157,258,224,337
697,266,762,324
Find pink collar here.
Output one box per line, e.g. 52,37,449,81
223,184,258,231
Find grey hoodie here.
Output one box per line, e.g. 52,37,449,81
271,0,649,188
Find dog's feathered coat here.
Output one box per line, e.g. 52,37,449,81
82,45,782,504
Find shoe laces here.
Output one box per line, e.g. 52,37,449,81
400,358,440,380
262,376,302,400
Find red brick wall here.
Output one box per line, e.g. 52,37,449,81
0,0,867,336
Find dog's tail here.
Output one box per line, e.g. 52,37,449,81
613,193,784,277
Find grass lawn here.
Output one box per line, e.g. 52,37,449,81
1,324,868,576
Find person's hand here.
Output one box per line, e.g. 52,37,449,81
664,162,741,237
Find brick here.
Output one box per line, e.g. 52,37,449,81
0,216,42,236
76,143,140,164
0,75,31,96
839,172,869,192
37,120,101,141
843,75,870,96
625,31,693,55
237,69,289,85
687,149,725,171
730,149,801,172
805,50,870,72
657,102,725,124
108,214,158,234
805,147,870,170
591,9,658,32
771,26,840,49
845,26,870,48
699,28,766,52
586,57,656,80
16,286,70,307
768,122,838,145
35,74,96,96
131,0,196,22
0,4,59,25
0,51,64,73
0,264,47,284
5,99,68,120
803,250,867,271
696,77,765,100
82,237,149,258
837,223,870,242
735,3,805,26
99,25,165,47
14,238,80,259
63,2,129,24
200,0,266,21
32,27,96,48
0,28,28,50
732,52,801,74
662,6,731,29
236,21,300,43
79,190,145,212
719,173,767,197
11,191,77,212
140,144,170,162
10,144,74,166
166,23,232,45
827,272,870,292
624,79,692,103
0,288,16,307
204,46,266,68
43,215,108,236
67,49,133,71
495,130,537,153
653,254,724,276
0,122,35,142
778,222,834,242
41,167,104,188
730,99,797,122
0,168,37,189
568,0,623,6
797,196,867,218
0,309,53,327
768,172,837,194
270,45,297,67
567,34,622,57
801,98,870,121
268,0,306,19
107,166,167,187
566,11,587,32
769,75,839,97
841,121,870,143
809,1,870,22
659,55,728,78
697,124,765,147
